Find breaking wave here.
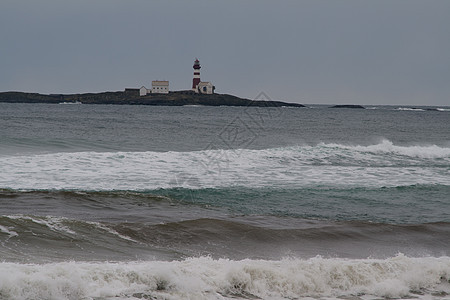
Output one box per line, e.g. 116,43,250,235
0,140,448,190
0,255,449,300
397,107,427,111
321,139,450,159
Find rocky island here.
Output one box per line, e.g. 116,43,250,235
0,90,305,108
330,104,365,109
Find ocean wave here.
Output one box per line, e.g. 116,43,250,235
395,107,450,112
7,215,77,235
0,214,161,262
320,139,450,159
0,254,449,300
0,224,18,238
0,140,448,190
2,213,450,260
2,184,450,225
396,107,426,111
2,214,136,243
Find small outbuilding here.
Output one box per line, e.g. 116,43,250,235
124,88,140,97
197,82,215,94
139,86,150,96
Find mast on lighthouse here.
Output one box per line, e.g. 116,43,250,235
192,58,201,91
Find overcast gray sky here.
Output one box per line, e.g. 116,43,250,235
1,0,449,105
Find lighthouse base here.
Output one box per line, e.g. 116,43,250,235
193,82,215,94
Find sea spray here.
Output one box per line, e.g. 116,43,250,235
0,255,449,300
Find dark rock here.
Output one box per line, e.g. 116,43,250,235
330,104,365,109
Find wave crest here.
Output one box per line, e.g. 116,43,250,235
319,139,450,159
0,255,449,299
0,140,448,190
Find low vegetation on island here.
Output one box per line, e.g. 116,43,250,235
0,90,306,108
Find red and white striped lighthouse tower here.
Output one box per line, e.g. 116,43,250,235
192,58,201,91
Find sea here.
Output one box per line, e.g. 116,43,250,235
0,101,449,300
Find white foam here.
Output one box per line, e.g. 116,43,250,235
0,140,448,190
0,225,18,238
0,254,448,300
396,107,426,111
7,215,76,235
83,220,140,243
329,139,450,159
4,215,138,243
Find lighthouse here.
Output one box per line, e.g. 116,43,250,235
192,58,201,91
191,58,215,94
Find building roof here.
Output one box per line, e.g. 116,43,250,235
152,81,169,86
198,81,212,86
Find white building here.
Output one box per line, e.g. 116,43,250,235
139,86,150,96
152,81,169,94
197,81,215,94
